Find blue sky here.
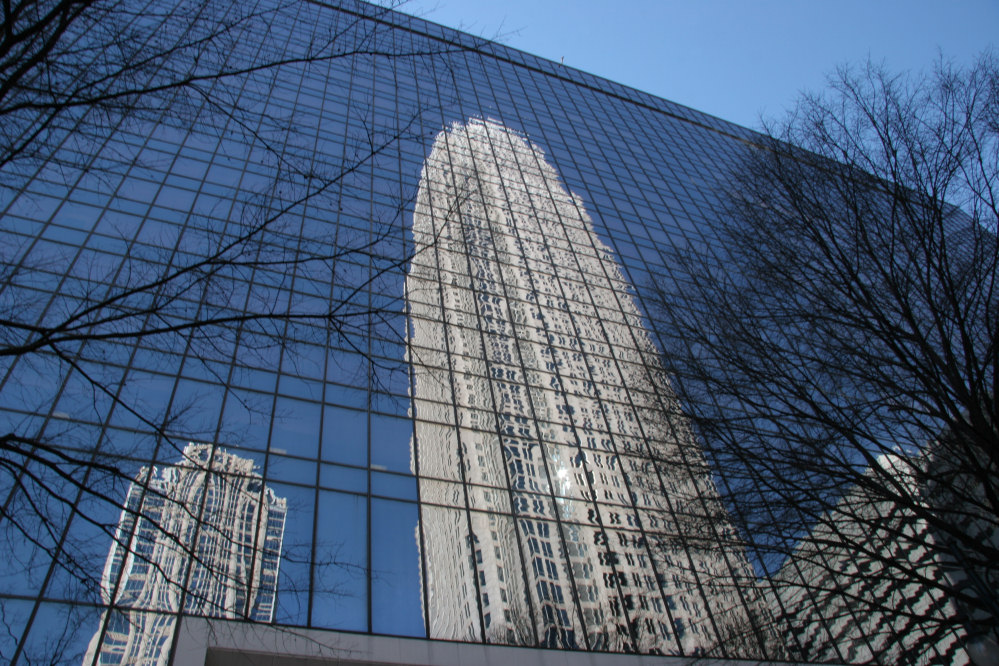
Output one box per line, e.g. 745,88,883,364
401,0,997,129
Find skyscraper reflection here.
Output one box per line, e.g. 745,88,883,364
406,119,768,655
83,444,286,665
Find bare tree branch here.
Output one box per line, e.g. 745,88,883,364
648,53,999,664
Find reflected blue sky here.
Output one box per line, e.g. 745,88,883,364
4,0,972,660
372,499,423,637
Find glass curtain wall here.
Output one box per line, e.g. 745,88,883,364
0,0,782,663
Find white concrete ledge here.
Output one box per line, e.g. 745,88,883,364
176,617,805,666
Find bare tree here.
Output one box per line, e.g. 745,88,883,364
0,0,462,662
647,54,998,663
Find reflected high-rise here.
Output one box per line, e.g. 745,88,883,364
0,0,822,662
83,444,286,665
407,119,769,655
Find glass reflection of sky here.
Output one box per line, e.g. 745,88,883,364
0,0,783,661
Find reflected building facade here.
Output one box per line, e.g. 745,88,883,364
82,444,286,665
774,453,992,665
407,119,769,655
0,0,816,663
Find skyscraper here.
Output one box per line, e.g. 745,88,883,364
408,118,767,655
81,444,286,665
774,452,994,665
0,1,946,664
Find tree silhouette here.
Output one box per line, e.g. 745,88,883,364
648,54,998,664
0,1,464,662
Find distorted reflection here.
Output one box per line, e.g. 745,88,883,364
407,119,769,655
83,443,286,664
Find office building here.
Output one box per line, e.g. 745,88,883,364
81,444,286,665
407,118,770,655
0,0,964,664
772,455,972,665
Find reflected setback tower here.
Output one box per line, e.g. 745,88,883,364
407,119,768,655
83,444,286,665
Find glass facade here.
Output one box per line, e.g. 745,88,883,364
0,1,778,663
83,444,286,664
408,119,766,655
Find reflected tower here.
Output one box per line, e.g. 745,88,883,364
83,444,286,665
406,119,768,655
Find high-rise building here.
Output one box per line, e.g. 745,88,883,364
3,1,966,664
0,2,781,663
772,454,971,665
81,444,286,665
408,118,768,655
774,452,997,666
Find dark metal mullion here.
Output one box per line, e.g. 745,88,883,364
364,40,380,639
400,36,467,640
308,0,757,152
567,116,735,660
304,1,350,632
537,69,729,654
435,88,543,646
415,52,489,644
490,61,675,652
482,122,637,651
234,4,317,639
392,22,434,641
236,1,323,634
414,153,489,643
167,1,309,661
